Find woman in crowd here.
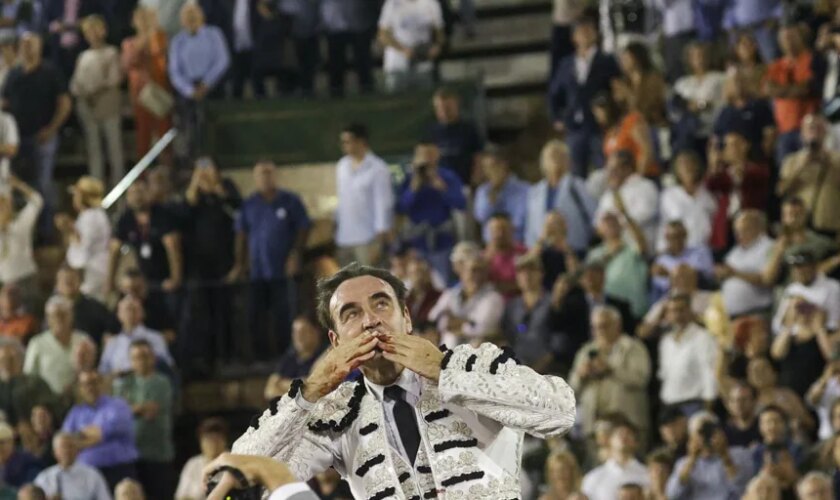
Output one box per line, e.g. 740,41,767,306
657,151,716,252
538,450,582,500
55,176,111,302
19,405,56,467
593,93,657,179
121,6,171,159
673,42,727,155
175,417,229,500
0,175,43,316
70,14,124,187
728,32,766,99
747,356,815,440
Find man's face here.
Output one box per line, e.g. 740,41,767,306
591,311,619,345
670,265,697,293
660,417,687,447
480,155,508,187
723,133,747,163
779,27,800,56
727,385,755,420
596,213,622,241
292,318,321,355
572,22,597,50
53,435,77,467
180,4,204,32
666,299,691,326
126,182,149,211
47,307,73,335
129,345,154,375
18,34,41,64
759,410,786,444
433,96,459,124
253,163,276,193
56,269,81,298
605,156,630,189
458,258,486,290
0,346,19,377
664,225,687,255
339,132,364,157
413,144,440,168
799,478,832,500
117,298,143,329
120,275,146,298
515,266,543,293
674,156,700,187
581,267,605,295
328,276,412,380
801,115,826,145
734,214,760,246
791,263,817,285
487,217,512,247
199,433,227,459
609,426,637,455
781,201,807,228
78,371,101,404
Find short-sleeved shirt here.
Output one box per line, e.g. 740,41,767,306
115,205,178,283
427,120,484,185
23,331,92,394
2,62,67,137
765,51,818,133
236,190,312,281
378,0,443,72
112,373,174,462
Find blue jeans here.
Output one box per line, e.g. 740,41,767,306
566,128,604,178
776,129,801,166
17,135,59,237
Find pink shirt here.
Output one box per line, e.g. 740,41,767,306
486,244,527,300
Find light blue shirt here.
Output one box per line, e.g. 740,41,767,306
653,0,694,36
168,25,231,97
525,176,597,253
651,246,715,301
98,325,173,375
723,0,782,29
335,152,394,247
665,448,754,500
474,175,529,243
34,462,111,500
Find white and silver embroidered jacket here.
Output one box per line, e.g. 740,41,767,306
232,343,576,500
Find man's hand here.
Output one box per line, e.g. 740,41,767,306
285,251,301,277
193,83,208,101
225,265,243,284
78,425,103,447
714,264,734,281
429,172,447,192
302,331,381,402
203,453,298,499
36,126,56,145
650,263,670,278
379,333,444,382
161,277,181,292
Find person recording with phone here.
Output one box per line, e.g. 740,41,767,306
777,113,840,237
666,412,754,498
750,405,803,495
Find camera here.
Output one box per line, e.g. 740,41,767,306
206,467,263,500
699,420,719,446
414,163,430,180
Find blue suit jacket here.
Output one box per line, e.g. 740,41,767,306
547,50,620,130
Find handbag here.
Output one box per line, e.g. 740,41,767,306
138,81,174,118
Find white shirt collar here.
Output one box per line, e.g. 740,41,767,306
364,368,422,404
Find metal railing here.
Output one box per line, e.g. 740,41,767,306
102,128,178,210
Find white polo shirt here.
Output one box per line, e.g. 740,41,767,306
722,235,775,317
581,458,650,500
378,0,443,72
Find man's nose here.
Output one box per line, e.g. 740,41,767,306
361,310,381,330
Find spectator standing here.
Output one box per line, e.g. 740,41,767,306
231,161,311,361
654,0,694,83
112,340,174,499
483,213,526,299
473,148,529,244
44,0,106,78
806,359,840,441
55,265,119,346
55,177,111,302
139,0,185,38
0,341,55,427
501,254,564,373
764,24,818,164
592,93,657,179
658,293,719,414
777,114,840,236
174,417,228,500
0,176,43,314
99,296,173,376
33,432,111,500
277,0,320,97
581,420,649,500
121,6,172,159
638,265,710,341
61,370,138,490
321,0,375,97
70,14,124,187
429,254,504,347
595,151,658,254
716,210,775,317
548,0,583,78
180,157,239,371
3,33,73,231
0,284,37,344
614,42,667,131
587,206,649,319
650,221,714,302
168,2,230,161
729,33,766,98
722,0,781,62
0,35,16,91
0,84,18,162
746,357,815,437
396,141,466,281
427,87,483,187
713,69,776,162
722,382,761,448
525,139,597,253
108,178,182,301
0,421,42,487
657,151,716,253
665,412,754,498
672,43,726,154
533,212,581,291
334,124,393,267
569,306,651,447
262,315,325,400
24,296,91,396
377,0,444,91
548,15,620,176
750,405,803,495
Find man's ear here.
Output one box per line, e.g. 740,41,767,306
403,306,413,335
328,330,339,348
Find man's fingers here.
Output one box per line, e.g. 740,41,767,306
348,350,376,370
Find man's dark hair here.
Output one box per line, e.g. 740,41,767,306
489,211,511,222
782,195,806,208
197,417,229,440
342,123,369,142
316,263,408,331
574,8,599,31
758,404,789,424
129,339,153,351
433,86,459,101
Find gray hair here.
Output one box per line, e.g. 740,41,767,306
590,305,621,326
45,295,73,316
797,471,832,496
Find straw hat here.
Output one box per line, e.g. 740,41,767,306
69,176,105,206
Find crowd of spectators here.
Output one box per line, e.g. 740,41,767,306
0,0,839,499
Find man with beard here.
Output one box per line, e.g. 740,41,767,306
232,263,575,499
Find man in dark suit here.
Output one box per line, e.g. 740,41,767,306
44,0,106,77
547,13,620,178
551,262,635,368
